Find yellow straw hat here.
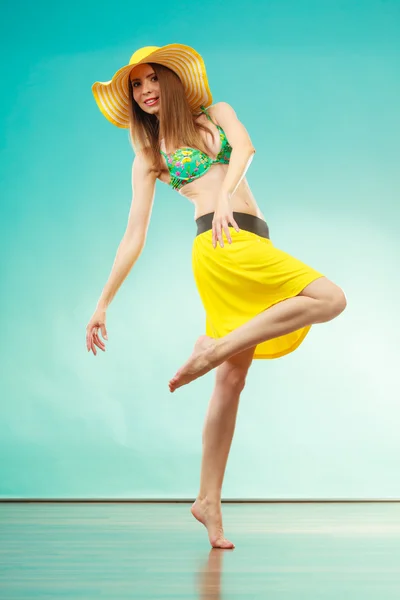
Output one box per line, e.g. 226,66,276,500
91,43,213,128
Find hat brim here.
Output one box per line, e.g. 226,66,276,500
92,44,213,128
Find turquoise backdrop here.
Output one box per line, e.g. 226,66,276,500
1,0,399,499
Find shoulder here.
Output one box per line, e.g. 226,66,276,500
207,102,254,148
132,148,160,178
208,102,238,124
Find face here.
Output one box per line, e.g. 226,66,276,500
129,63,160,114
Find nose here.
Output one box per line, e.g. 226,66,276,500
142,80,153,96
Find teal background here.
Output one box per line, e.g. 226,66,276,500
1,0,399,499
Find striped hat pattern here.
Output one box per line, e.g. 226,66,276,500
91,44,213,128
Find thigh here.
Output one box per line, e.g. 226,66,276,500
298,275,344,302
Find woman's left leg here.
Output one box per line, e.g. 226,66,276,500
169,277,346,391
191,345,256,549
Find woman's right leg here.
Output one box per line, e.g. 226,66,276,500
169,277,347,392
191,345,256,548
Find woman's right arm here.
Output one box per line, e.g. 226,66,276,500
86,152,157,354
96,152,157,311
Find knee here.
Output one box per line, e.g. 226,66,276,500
324,286,347,321
216,364,248,395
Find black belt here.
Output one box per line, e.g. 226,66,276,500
196,211,270,239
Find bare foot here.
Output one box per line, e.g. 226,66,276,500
169,335,220,393
191,497,235,549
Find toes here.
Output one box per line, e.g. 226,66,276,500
169,375,179,387
169,376,178,388
212,542,234,549
211,538,235,549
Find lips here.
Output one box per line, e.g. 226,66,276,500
144,98,159,106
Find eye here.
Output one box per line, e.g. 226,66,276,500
132,81,140,88
151,75,158,82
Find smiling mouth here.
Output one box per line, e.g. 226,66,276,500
144,98,159,106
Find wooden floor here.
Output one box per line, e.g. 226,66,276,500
1,502,400,598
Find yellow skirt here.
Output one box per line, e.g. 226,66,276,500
192,223,324,360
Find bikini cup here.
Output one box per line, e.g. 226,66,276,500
160,106,232,191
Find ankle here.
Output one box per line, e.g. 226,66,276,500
196,492,221,505
211,338,227,364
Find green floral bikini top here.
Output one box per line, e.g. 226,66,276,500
160,105,232,191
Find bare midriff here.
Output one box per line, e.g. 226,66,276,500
158,162,266,222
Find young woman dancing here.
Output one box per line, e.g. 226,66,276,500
87,44,347,549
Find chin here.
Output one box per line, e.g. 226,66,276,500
141,104,160,115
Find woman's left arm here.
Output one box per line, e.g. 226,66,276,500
209,102,256,248
212,102,255,196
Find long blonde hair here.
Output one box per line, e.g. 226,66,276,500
127,63,214,173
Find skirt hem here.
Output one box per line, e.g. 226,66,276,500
249,273,325,359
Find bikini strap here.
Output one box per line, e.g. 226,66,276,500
200,105,217,126
160,149,168,159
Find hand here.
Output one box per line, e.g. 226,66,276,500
212,192,240,248
86,308,108,355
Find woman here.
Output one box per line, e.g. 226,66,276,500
87,44,347,549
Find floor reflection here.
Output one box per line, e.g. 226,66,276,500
197,547,232,600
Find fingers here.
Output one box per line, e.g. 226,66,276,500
215,221,225,248
86,324,107,355
86,328,94,352
212,221,217,248
212,215,240,248
230,215,240,233
93,330,105,351
212,219,227,248
222,219,232,244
